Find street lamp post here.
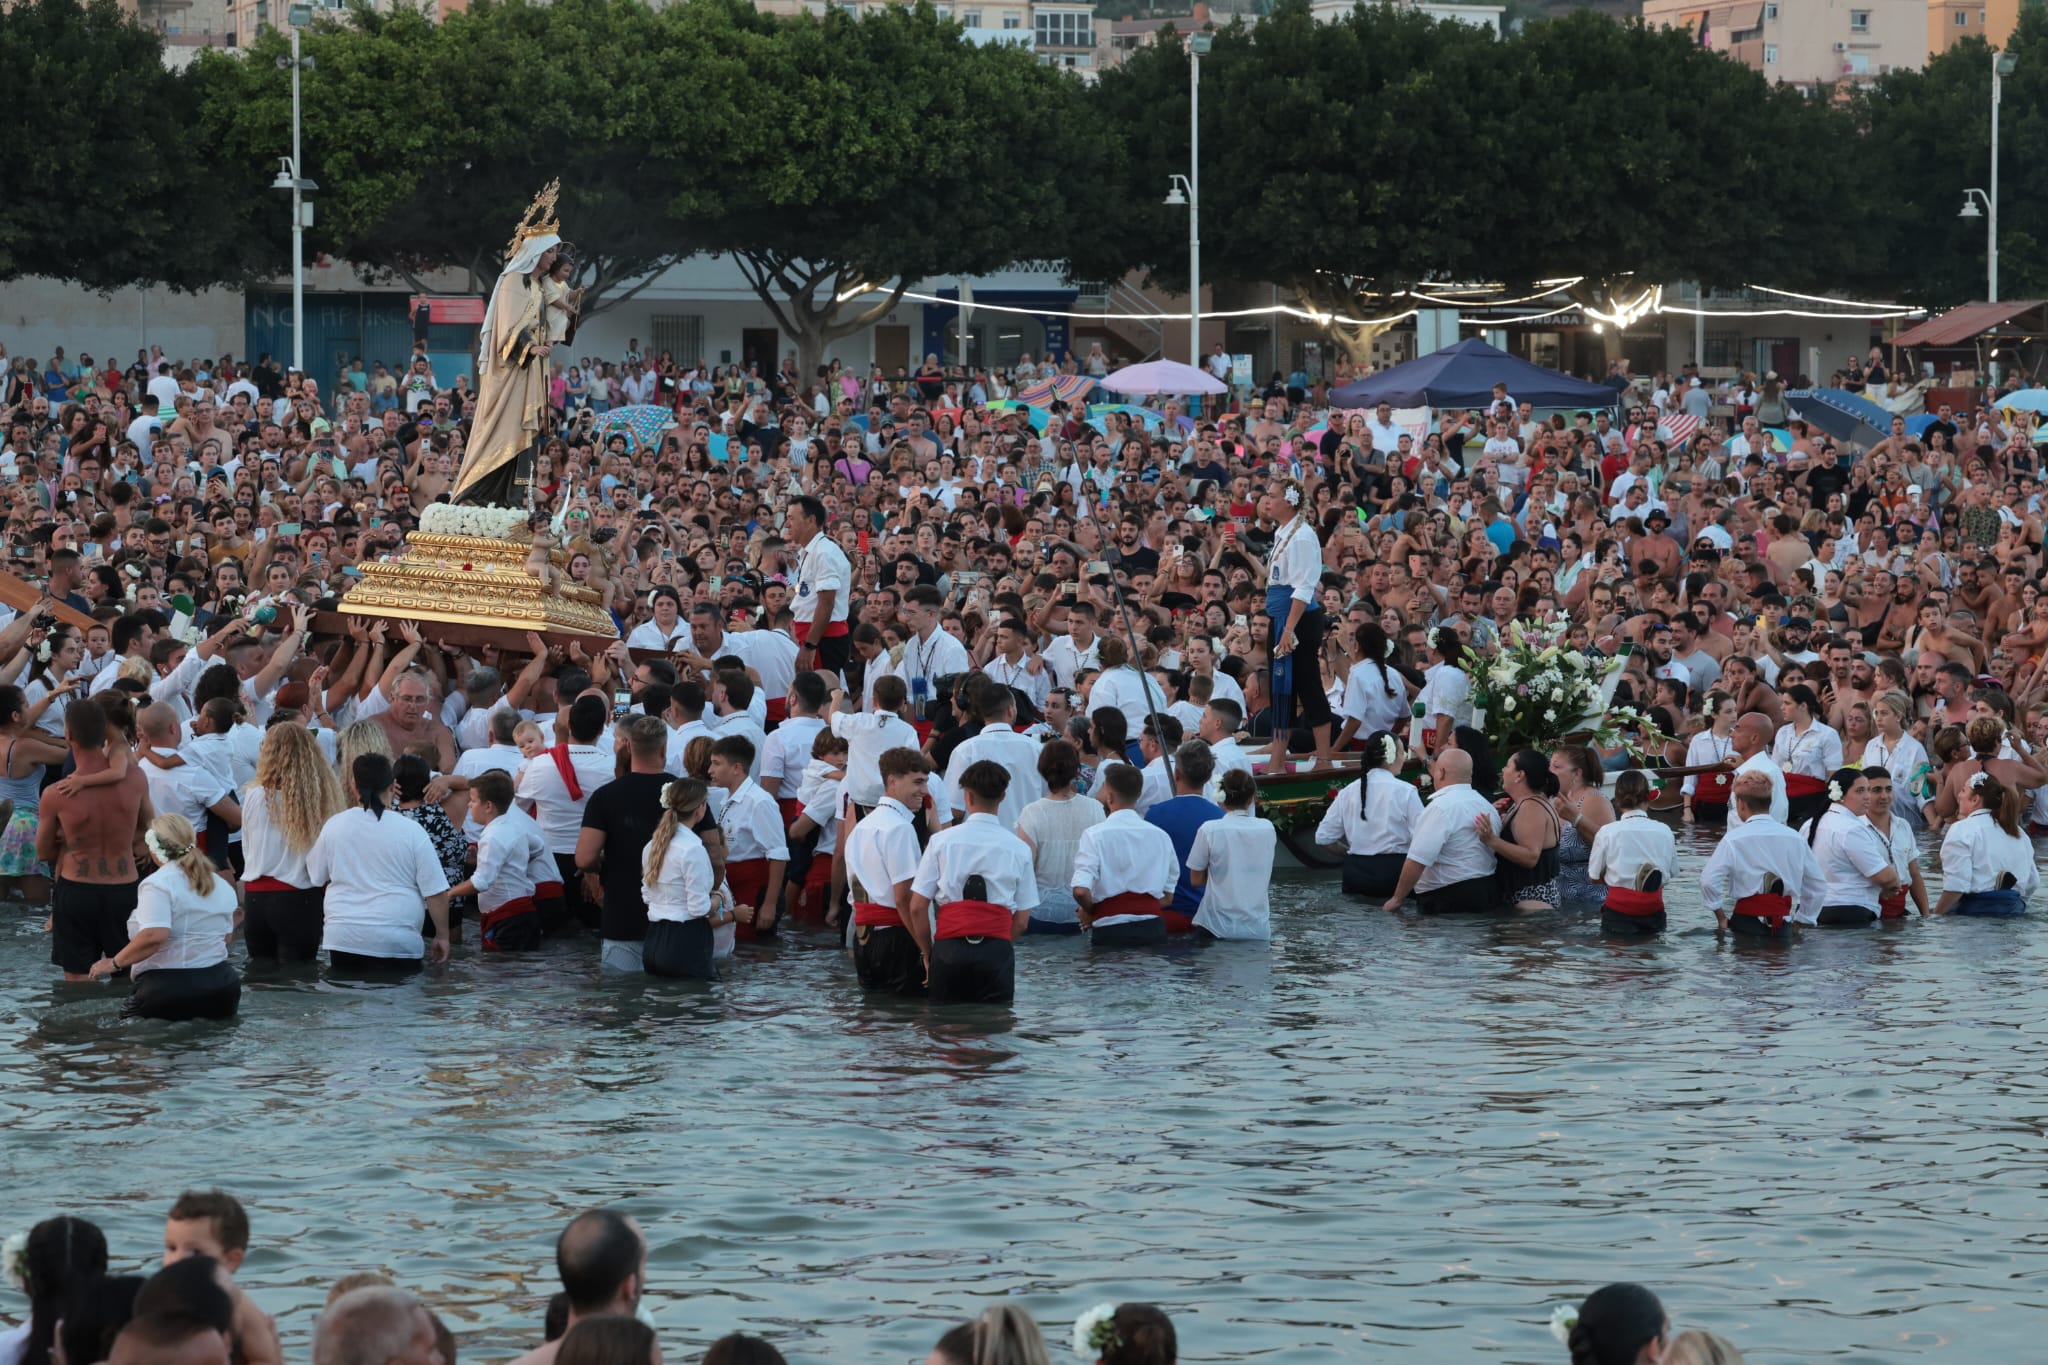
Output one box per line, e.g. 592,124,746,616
272,4,317,374
1958,51,2016,303
1162,32,1211,378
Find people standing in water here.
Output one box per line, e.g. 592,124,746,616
1475,749,1561,910
842,747,931,995
1587,771,1677,935
1800,766,1900,927
85,813,240,1019
1698,771,1825,938
1862,690,1930,830
1381,748,1497,914
1728,712,1788,825
1861,766,1926,920
1184,769,1275,940
639,779,720,979
1935,771,2039,916
1315,731,1421,899
1681,690,1738,824
1013,740,1104,936
307,753,453,973
1773,685,1843,828
1550,746,1615,907
1074,762,1179,944
39,700,151,983
910,760,1034,1005
239,725,341,962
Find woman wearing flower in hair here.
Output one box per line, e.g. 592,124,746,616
1680,690,1738,824
1587,771,1677,935
627,586,688,652
1936,770,2039,917
1257,475,1335,770
1315,730,1422,898
1071,1302,1177,1365
1770,684,1843,830
85,813,240,1019
1548,1282,1667,1365
1799,766,1900,927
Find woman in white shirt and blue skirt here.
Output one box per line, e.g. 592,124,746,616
1261,476,1334,769
85,813,240,1020
1937,771,2039,917
1314,731,1422,897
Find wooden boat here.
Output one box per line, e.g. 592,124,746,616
1256,757,1732,872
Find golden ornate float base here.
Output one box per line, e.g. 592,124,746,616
339,531,618,649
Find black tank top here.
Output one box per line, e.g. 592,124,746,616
1497,798,1560,897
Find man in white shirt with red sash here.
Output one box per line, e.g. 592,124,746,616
910,759,1034,1005
843,747,931,997
514,694,614,934
708,732,788,941
787,495,851,678
1699,770,1825,938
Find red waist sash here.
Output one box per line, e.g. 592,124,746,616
778,796,804,830
244,876,306,895
1732,891,1792,925
533,880,564,902
1783,772,1829,798
1878,886,1908,919
1694,769,1733,807
1603,885,1666,917
479,895,536,952
766,698,788,726
1091,890,1165,923
792,619,850,644
853,899,901,928
936,898,1013,941
727,857,771,941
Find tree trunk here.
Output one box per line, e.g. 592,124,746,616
1292,274,1402,366
734,251,908,388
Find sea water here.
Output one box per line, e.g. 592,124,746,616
1,823,2041,1361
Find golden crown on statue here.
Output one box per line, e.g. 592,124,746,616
505,178,562,257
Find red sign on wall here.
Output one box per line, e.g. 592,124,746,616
412,296,486,325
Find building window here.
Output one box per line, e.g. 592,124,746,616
1763,43,1777,62
1850,9,1870,32
1763,1,1777,16
963,9,981,23
650,315,705,369
1034,9,1093,47
1700,332,1743,370
1956,8,1969,23
1003,13,1019,26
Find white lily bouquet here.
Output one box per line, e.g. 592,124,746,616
419,504,529,542
1469,615,1668,762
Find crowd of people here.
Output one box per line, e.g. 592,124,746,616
0,1200,1758,1364
0,332,2044,1018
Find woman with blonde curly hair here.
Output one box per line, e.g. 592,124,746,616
335,718,393,803
241,724,344,961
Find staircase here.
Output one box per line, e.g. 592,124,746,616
1072,279,1166,364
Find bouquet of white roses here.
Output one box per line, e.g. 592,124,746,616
1469,615,1669,762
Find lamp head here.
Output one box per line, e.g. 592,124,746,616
1996,52,2017,76
1164,185,1187,206
1959,194,1984,220
1189,31,1213,55
271,158,295,192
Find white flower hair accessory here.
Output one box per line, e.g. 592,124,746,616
144,829,188,864
35,639,51,664
1970,770,1990,791
1072,1303,1118,1360
1827,779,1845,803
1283,485,1300,506
1380,735,1399,768
2,1229,26,1293
1549,1304,1579,1345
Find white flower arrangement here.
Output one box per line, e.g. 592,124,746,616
1469,614,1670,762
144,829,188,864
1548,1304,1578,1345
2,1229,26,1292
419,503,529,542
1072,1303,1118,1360
1380,735,1398,768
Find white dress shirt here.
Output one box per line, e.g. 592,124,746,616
128,863,238,975
1186,809,1275,939
792,532,851,633
1681,728,1735,797
643,824,717,924
1732,750,1789,825
1587,809,1677,888
514,743,615,853
471,806,549,913
760,715,826,795
1417,662,1473,731
240,783,319,887
308,807,452,959
143,752,231,837
912,811,1036,915
1041,632,1101,689
1939,809,2041,898
1772,719,1844,780
1266,516,1322,609
739,628,799,701
831,709,924,808
1698,814,1827,924
454,742,527,840
795,759,844,855
943,722,1047,828
1072,808,1178,923
1862,730,1932,820
717,779,789,863
843,796,923,907
1339,658,1408,737
708,710,769,780
1203,736,1254,803
1137,755,1173,814
626,618,688,651
1802,806,1892,911
982,652,1050,709
893,627,973,712
1406,783,1499,892
1314,767,1423,856
1089,664,1168,742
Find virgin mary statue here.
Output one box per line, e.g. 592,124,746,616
452,181,562,507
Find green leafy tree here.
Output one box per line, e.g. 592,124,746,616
667,0,1115,377
0,0,257,288
1858,11,2048,305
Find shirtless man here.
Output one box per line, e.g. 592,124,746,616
38,701,152,982
1872,571,1924,657
374,666,457,773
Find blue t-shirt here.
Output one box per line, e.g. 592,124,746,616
1147,795,1224,915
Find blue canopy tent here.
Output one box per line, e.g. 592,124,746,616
1785,389,1891,449
1327,338,1622,410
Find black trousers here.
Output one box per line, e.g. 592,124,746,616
1817,904,1877,926
127,962,241,1020
816,631,851,676
1601,908,1667,935
1342,852,1406,898
1284,606,1334,729
1091,917,1169,947
928,936,1014,1005
244,885,324,961
1418,875,1496,914
327,951,422,976
1729,913,1789,939
644,918,717,980
852,924,925,996
556,852,597,932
